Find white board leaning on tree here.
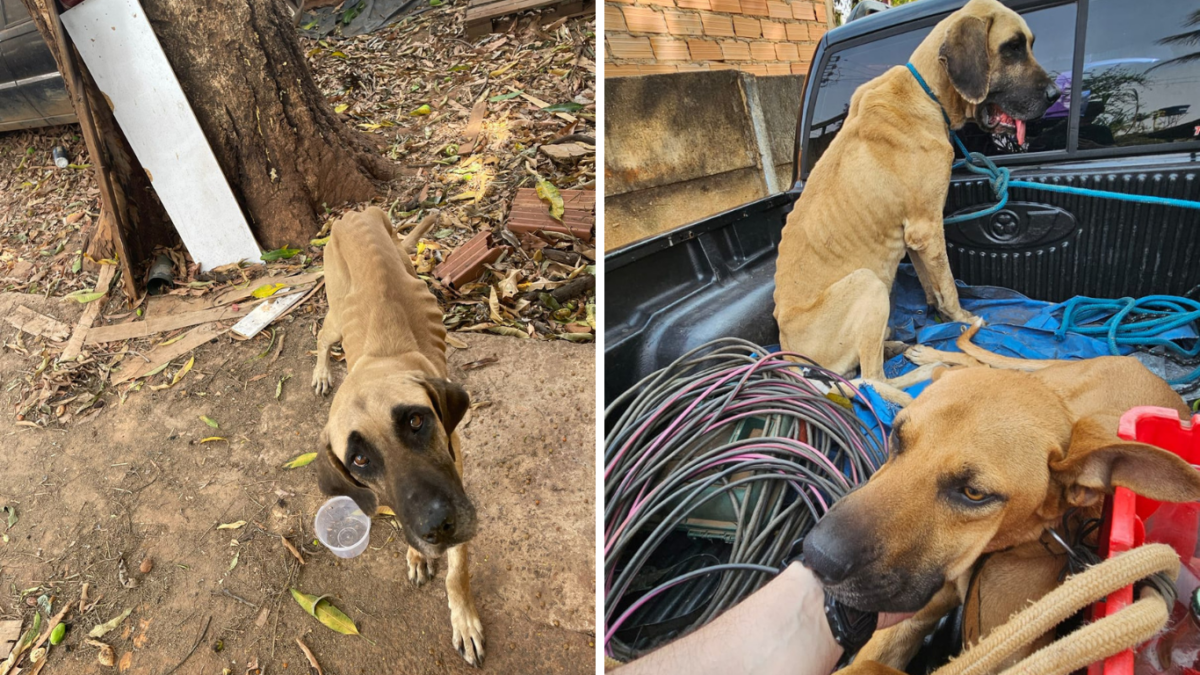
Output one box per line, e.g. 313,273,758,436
61,0,263,271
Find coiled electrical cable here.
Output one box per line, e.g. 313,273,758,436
604,338,888,659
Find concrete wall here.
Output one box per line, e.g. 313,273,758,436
605,0,831,77
604,70,805,250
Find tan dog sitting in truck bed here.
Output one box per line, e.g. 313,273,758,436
802,332,1200,672
773,0,1060,402
312,207,485,667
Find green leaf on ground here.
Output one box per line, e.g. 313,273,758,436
283,453,317,469
541,101,585,113
290,589,366,638
261,246,302,262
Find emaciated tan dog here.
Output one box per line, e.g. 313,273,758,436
773,0,1060,401
312,207,485,666
802,333,1200,673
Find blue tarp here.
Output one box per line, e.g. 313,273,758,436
853,265,1198,442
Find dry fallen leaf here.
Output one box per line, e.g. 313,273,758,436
88,609,131,638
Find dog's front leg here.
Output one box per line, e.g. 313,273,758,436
854,581,962,669
311,317,342,396
446,543,485,666
904,221,975,324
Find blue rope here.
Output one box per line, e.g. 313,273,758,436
906,63,1200,384
1055,297,1200,385
904,62,1200,222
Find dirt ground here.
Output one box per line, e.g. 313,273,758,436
0,292,595,674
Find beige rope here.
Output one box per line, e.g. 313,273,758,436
998,591,1168,675
934,543,1179,675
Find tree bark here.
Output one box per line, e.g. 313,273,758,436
141,0,394,250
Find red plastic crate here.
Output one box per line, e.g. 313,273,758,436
1090,407,1200,675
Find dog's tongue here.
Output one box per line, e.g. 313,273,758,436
1016,118,1026,145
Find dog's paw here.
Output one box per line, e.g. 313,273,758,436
905,344,939,366
311,366,333,396
407,547,435,586
451,605,485,667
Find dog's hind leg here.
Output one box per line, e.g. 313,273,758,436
312,314,343,396
398,211,439,255
907,248,937,307
778,269,893,379
446,543,485,666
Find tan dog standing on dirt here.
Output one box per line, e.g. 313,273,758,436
312,207,485,667
802,338,1200,672
773,0,1060,400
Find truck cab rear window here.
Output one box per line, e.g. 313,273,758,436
806,3,1076,172
1082,0,1200,149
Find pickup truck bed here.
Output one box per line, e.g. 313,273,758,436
605,0,1200,409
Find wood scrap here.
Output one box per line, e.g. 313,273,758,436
206,271,324,309
85,301,263,345
6,306,71,342
60,263,118,360
111,323,225,385
539,142,591,163
271,280,325,326
460,100,488,155
0,620,21,660
229,292,306,339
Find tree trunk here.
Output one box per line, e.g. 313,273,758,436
141,0,394,250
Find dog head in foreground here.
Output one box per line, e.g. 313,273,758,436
318,364,477,558
920,0,1060,134
803,363,1200,612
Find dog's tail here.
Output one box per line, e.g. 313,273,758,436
955,318,1064,371
399,211,440,255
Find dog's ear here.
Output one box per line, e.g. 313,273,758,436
939,15,991,104
1050,414,1200,507
316,440,378,515
420,377,470,435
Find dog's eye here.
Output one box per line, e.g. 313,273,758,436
409,413,423,431
352,454,368,467
961,486,988,502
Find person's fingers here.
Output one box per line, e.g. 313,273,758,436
877,612,916,630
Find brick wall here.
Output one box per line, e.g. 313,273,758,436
605,0,829,77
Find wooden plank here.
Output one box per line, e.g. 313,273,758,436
460,100,488,155
466,0,585,32
85,302,257,345
59,263,118,361
6,306,71,342
111,323,225,385
230,292,306,339
147,271,323,316
21,0,137,301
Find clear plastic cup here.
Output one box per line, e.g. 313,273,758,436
314,496,371,558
